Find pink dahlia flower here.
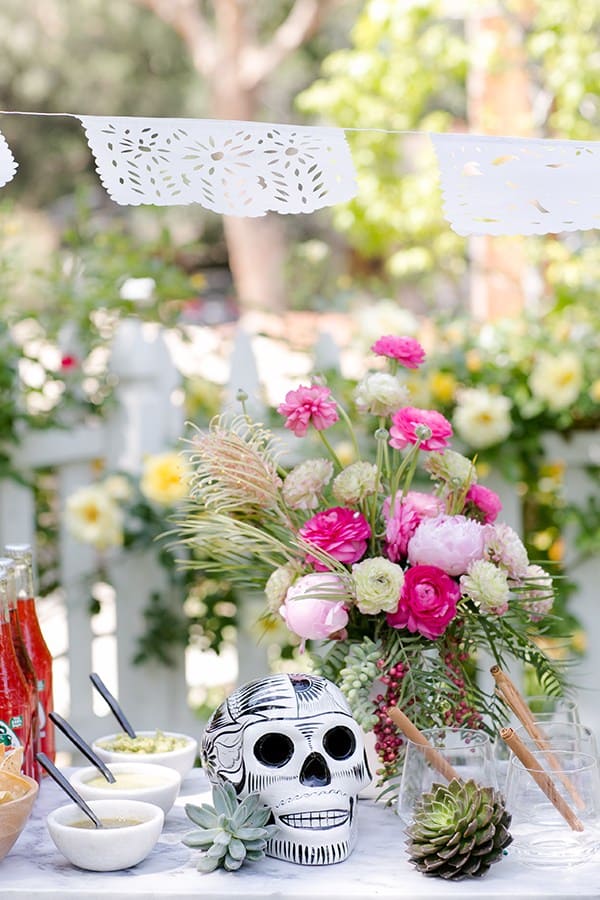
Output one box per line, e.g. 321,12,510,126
408,514,486,577
278,384,339,437
386,564,459,640
280,573,349,640
389,407,453,452
371,335,426,369
384,491,445,562
299,506,371,570
465,484,503,524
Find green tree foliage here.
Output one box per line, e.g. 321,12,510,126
0,0,198,204
298,0,468,301
298,0,600,306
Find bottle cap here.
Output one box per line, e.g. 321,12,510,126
4,544,33,561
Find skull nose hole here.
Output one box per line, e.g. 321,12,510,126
299,751,331,787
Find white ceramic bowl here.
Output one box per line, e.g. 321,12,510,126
91,731,198,779
69,762,181,815
46,798,164,871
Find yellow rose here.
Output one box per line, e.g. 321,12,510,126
428,371,457,404
140,452,190,505
65,485,123,550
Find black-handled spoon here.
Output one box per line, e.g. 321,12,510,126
49,712,116,784
36,752,103,829
89,672,136,739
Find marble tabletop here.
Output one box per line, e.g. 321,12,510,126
3,768,600,899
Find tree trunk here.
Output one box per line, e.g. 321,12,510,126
206,2,287,314
466,6,536,320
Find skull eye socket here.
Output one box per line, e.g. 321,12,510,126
253,733,294,767
323,726,356,760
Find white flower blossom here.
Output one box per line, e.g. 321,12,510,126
354,372,409,417
516,563,554,620
351,557,404,614
484,522,529,580
425,449,477,487
333,462,379,505
460,559,510,616
453,387,512,449
282,458,333,510
529,351,584,412
102,475,134,503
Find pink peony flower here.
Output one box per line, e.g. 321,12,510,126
465,484,503,524
384,491,445,562
386,565,459,639
280,573,349,640
389,407,453,452
408,514,486,577
278,384,339,437
299,506,371,570
371,335,426,369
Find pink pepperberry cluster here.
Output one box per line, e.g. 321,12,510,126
442,643,482,729
371,658,408,780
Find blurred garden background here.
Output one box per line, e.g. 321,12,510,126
0,0,599,743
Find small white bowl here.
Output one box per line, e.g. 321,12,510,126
69,762,181,815
46,798,164,871
91,731,198,779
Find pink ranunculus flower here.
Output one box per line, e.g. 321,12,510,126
278,384,339,438
299,506,371,570
371,335,426,369
279,573,349,640
465,484,503,524
408,514,486,577
386,565,459,640
389,407,453,452
383,491,445,562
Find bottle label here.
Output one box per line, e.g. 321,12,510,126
38,700,47,739
0,720,22,748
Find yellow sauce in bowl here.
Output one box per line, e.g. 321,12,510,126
84,771,168,790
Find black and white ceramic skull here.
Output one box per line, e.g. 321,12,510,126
200,673,371,865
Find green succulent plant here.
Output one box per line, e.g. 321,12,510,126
183,781,279,873
406,778,512,881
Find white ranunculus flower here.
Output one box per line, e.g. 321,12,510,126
65,485,124,550
354,372,409,417
460,559,510,616
453,388,512,449
333,461,379,505
529,351,584,412
425,449,477,487
282,458,333,510
351,557,404,614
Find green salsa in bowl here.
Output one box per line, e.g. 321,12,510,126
92,730,198,779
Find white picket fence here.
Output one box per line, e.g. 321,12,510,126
1,318,599,754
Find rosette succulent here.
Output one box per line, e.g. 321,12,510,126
406,778,512,880
183,781,278,873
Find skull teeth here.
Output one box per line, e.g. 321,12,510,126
279,810,350,830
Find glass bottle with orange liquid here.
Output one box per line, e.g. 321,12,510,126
0,564,33,774
5,543,55,764
0,557,40,779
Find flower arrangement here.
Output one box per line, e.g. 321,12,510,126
177,332,563,791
